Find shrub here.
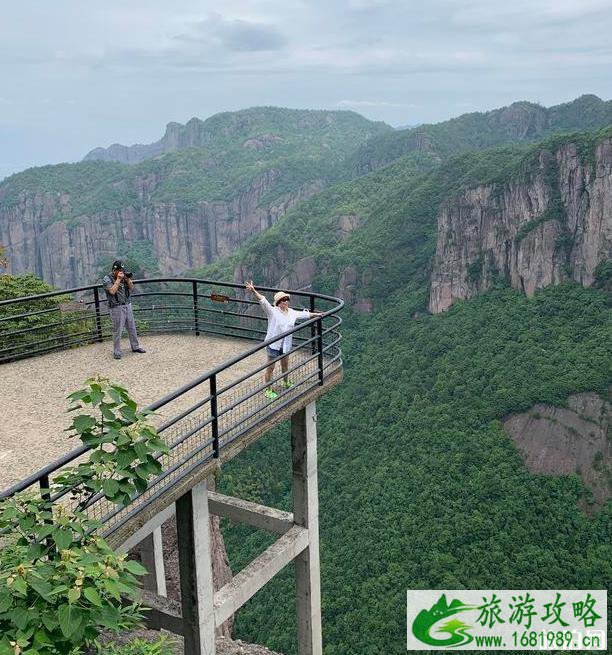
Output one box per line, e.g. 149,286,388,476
0,378,169,655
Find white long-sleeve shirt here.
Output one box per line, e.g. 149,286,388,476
260,297,311,353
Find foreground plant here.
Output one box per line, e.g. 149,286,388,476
0,377,170,655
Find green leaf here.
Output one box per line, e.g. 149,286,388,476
90,389,104,406
135,464,150,480
120,405,137,422
0,638,14,655
40,613,59,631
102,479,120,498
28,577,53,600
134,442,149,461
116,450,134,468
0,591,12,612
72,414,96,433
82,586,103,607
33,627,53,647
100,404,117,421
58,603,82,638
149,437,169,452
133,477,148,493
97,604,121,629
116,433,131,447
11,576,27,595
108,388,124,404
10,606,30,630
124,560,148,576
53,527,73,551
67,390,90,401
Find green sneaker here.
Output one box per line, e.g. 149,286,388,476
282,380,294,389
264,388,279,400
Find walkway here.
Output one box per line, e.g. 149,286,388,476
0,334,257,489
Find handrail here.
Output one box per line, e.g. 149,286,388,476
0,277,343,529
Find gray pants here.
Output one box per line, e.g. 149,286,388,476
109,304,140,355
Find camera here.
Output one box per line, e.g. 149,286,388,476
113,263,133,278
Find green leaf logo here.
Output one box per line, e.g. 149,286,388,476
412,594,476,648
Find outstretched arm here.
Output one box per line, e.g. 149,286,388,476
245,280,265,302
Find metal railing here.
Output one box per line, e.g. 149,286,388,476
0,278,343,541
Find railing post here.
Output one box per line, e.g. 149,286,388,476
210,374,219,458
39,474,50,502
39,475,55,554
316,318,324,386
310,296,317,355
192,281,200,336
93,287,103,343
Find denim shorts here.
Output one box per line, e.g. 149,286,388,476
267,346,285,359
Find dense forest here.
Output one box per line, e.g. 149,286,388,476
218,282,611,654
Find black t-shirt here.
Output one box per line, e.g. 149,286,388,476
103,274,131,307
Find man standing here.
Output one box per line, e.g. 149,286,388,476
103,260,146,360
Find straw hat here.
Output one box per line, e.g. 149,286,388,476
274,291,290,306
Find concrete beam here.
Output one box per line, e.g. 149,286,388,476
292,402,323,655
208,491,294,534
177,480,216,655
213,525,309,627
135,529,167,597
116,490,293,555
117,503,175,553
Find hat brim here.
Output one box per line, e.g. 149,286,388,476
275,296,290,305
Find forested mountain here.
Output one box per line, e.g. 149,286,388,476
351,94,612,175
193,126,612,654
0,108,388,287
83,106,391,165
195,127,612,314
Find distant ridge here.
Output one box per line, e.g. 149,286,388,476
351,94,612,175
83,106,391,165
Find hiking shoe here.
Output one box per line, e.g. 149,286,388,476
132,347,146,353
113,353,122,360
264,388,279,400
282,380,294,389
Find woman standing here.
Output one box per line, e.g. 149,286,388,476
246,280,323,399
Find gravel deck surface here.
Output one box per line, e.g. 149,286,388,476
0,334,262,489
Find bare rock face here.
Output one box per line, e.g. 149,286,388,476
337,213,360,241
335,265,373,313
0,173,324,288
429,139,612,313
504,392,611,510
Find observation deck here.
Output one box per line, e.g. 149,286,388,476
0,278,343,547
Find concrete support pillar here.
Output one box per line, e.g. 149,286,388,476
138,527,167,597
177,480,216,655
291,401,323,655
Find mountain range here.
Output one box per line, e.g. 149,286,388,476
0,95,610,654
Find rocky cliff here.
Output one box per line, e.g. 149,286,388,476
0,170,323,288
504,392,611,511
429,137,612,313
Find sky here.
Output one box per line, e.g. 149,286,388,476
1,0,612,180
